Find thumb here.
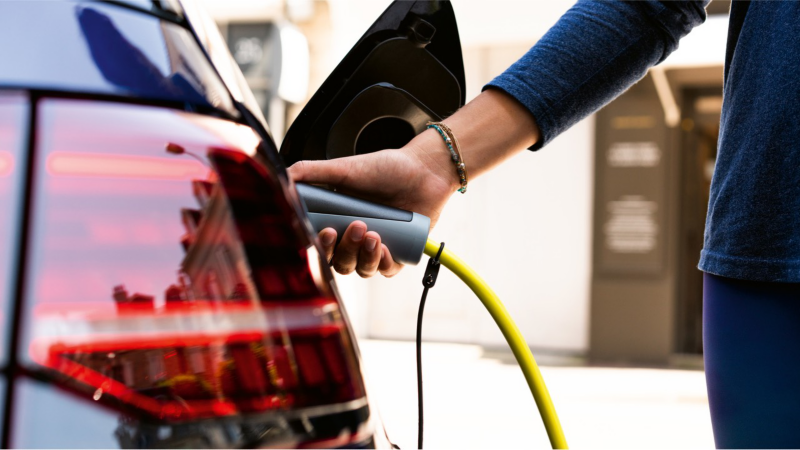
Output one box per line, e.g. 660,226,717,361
287,159,352,186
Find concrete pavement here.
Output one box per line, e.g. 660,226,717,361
358,339,714,449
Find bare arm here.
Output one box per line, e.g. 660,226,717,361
409,89,539,188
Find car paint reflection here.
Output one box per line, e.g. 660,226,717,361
77,6,210,108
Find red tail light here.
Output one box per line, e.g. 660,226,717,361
0,150,13,177
22,100,368,431
31,299,357,421
46,152,208,180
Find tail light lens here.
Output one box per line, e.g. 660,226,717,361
20,99,368,442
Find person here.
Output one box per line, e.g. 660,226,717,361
288,1,800,447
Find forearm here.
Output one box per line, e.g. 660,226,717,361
405,89,540,191
405,0,707,193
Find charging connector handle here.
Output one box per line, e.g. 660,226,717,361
424,239,568,449
296,183,431,265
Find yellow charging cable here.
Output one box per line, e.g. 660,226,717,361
424,239,568,449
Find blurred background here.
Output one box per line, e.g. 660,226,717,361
200,0,731,446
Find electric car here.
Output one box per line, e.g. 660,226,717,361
0,0,464,447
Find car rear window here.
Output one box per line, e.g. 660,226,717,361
0,3,233,116
0,91,29,367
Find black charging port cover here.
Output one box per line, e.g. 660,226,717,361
280,0,465,166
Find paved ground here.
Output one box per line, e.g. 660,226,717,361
358,339,714,449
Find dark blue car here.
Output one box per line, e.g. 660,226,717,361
0,0,464,447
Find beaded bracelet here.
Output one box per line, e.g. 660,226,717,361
426,121,468,193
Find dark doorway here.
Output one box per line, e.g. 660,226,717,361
675,86,721,355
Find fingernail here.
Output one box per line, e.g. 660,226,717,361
365,237,377,252
351,226,365,242
322,231,336,246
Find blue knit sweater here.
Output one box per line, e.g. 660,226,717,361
486,0,800,282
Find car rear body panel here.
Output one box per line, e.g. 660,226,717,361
0,0,465,446
0,1,381,446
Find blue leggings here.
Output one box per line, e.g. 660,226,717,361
703,273,800,448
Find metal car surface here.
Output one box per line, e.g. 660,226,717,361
0,0,387,447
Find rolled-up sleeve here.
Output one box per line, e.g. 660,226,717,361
485,0,708,150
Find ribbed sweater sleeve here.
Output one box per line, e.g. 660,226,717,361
484,0,708,150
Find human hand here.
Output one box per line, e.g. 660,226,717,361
288,136,459,278
289,90,541,278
